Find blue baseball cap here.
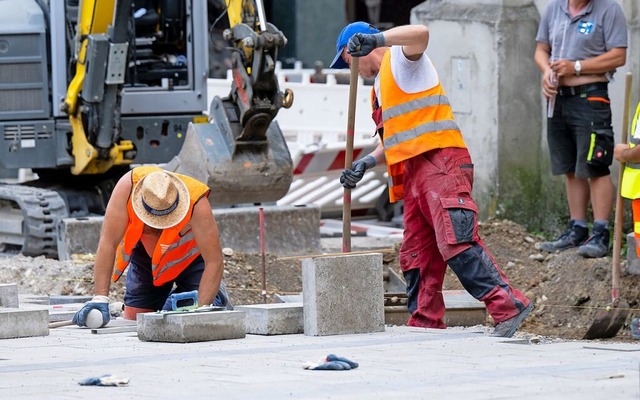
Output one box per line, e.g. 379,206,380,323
330,21,380,69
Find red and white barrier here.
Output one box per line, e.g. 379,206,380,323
293,145,377,175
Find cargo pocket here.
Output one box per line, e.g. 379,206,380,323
586,128,613,168
440,196,478,245
455,163,474,192
399,248,423,272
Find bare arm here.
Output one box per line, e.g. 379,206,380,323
614,143,640,164
550,48,626,77
94,172,132,296
380,24,429,60
190,199,224,306
534,42,556,98
369,143,387,166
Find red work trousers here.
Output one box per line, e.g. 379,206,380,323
399,147,530,328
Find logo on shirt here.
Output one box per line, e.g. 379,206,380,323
577,21,594,35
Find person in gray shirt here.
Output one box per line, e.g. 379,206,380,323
534,0,627,258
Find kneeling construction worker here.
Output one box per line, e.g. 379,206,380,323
73,166,232,327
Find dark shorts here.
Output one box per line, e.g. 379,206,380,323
547,84,614,179
124,243,230,311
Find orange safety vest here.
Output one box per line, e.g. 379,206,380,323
112,166,211,286
621,103,640,199
376,50,467,202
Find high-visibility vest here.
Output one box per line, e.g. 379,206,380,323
621,103,640,200
376,50,467,202
112,166,210,286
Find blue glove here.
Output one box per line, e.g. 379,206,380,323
303,354,359,371
347,32,385,57
78,374,130,386
340,155,376,189
72,295,110,327
326,354,359,368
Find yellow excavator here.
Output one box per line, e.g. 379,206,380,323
0,0,293,257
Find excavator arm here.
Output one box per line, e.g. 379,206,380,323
63,0,135,175
169,0,294,205
223,0,293,141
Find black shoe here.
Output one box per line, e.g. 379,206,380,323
492,302,533,338
539,221,588,252
576,228,610,258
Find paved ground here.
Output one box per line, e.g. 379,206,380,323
1,324,639,399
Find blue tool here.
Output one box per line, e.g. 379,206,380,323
144,290,225,320
168,290,199,311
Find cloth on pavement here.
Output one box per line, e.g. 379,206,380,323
303,354,359,371
78,374,130,386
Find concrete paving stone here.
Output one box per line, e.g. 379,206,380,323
0,308,48,339
57,205,321,259
321,236,403,253
0,326,639,399
56,216,104,261
49,295,93,305
19,302,84,322
214,204,321,255
0,283,19,308
235,302,303,335
18,294,49,305
302,253,385,336
48,311,77,322
272,293,303,303
441,289,486,327
137,310,246,342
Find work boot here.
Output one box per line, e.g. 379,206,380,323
538,221,588,252
492,302,533,338
576,227,610,258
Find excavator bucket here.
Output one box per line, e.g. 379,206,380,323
167,98,293,206
164,5,295,206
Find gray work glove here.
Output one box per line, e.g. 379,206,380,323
72,295,110,328
340,155,376,189
347,32,385,57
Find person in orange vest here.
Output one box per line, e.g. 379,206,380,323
72,166,231,327
614,101,640,339
331,22,531,337
614,102,640,255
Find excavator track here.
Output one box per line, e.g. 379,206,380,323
0,184,68,258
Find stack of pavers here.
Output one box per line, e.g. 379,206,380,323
137,253,386,342
0,283,48,339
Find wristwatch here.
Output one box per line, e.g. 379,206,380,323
574,60,582,76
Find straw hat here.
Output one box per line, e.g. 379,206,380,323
132,170,190,229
